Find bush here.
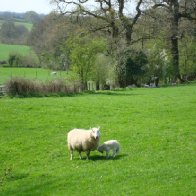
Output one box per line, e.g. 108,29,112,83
5,78,81,97
8,53,39,67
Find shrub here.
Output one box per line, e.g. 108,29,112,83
5,78,81,97
8,53,39,67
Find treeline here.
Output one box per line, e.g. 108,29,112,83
0,11,45,44
28,0,196,89
2,1,196,89
0,11,45,23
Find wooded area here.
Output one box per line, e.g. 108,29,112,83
1,0,196,89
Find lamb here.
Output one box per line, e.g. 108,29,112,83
98,140,120,158
67,127,101,160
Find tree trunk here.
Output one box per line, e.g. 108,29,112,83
170,1,184,82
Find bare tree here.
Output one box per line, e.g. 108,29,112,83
51,0,143,46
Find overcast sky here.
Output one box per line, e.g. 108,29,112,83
0,0,55,14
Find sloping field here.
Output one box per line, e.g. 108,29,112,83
0,86,195,195
0,67,77,85
0,44,34,61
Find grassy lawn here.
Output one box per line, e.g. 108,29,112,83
0,86,196,195
0,44,35,61
0,67,77,85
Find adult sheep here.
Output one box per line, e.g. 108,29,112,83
67,127,101,160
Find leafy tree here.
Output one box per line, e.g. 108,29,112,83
66,36,106,89
51,0,144,87
0,21,28,44
179,35,196,80
116,48,148,87
93,54,116,89
145,43,171,85
150,0,196,82
28,13,81,69
24,11,43,23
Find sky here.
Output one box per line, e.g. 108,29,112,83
0,0,55,14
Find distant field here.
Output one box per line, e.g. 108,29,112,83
0,44,35,61
0,67,78,85
0,19,33,31
15,21,33,31
0,86,195,195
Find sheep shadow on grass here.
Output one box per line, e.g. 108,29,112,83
89,153,128,161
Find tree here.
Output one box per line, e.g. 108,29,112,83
52,0,145,46
116,48,148,87
150,0,196,82
51,0,145,87
0,21,28,44
66,36,106,89
24,11,43,23
28,13,74,69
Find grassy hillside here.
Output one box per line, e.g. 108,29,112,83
0,19,33,31
0,67,77,85
0,86,195,195
0,44,35,61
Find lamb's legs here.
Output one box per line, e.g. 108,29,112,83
112,150,116,158
106,150,109,158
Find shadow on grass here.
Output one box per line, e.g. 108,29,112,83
84,91,141,97
90,153,128,161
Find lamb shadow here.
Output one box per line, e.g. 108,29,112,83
90,153,128,161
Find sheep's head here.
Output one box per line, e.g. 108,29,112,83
91,127,100,140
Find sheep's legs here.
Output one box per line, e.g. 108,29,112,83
86,150,90,160
70,150,73,160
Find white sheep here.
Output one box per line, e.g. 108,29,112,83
67,127,101,160
98,140,120,158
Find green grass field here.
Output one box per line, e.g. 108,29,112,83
0,44,34,61
0,86,195,195
0,67,77,85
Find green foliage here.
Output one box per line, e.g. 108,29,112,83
0,86,195,194
24,11,43,24
0,21,29,44
179,36,196,80
67,36,106,88
0,43,36,61
116,48,148,87
94,54,117,89
8,53,38,68
146,43,171,84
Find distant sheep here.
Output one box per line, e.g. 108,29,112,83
98,140,120,158
67,127,101,160
51,71,57,75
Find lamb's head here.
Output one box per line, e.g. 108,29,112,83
97,145,104,153
90,127,101,140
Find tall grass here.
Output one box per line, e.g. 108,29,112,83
5,77,81,97
0,85,195,195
